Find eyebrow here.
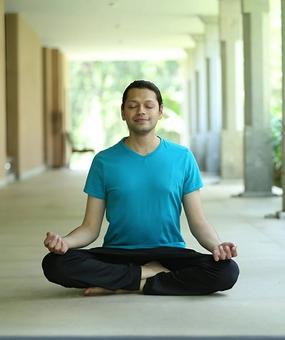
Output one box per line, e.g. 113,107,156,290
127,99,155,104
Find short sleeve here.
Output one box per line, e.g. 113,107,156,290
183,150,203,195
83,154,106,199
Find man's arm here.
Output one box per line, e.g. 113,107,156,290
182,190,237,261
44,196,106,254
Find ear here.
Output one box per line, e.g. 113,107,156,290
158,104,163,120
121,105,126,121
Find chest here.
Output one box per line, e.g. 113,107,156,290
104,157,185,197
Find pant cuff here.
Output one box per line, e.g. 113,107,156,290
127,264,142,291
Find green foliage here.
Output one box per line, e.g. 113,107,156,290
163,95,182,116
68,60,183,149
269,0,282,186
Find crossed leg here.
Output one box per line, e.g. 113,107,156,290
84,261,170,296
42,250,172,296
42,247,239,296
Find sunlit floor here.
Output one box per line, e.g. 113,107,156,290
0,168,284,337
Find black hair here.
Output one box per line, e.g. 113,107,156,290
121,80,163,108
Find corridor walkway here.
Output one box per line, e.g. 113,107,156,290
0,169,284,337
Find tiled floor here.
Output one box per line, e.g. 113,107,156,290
0,169,284,336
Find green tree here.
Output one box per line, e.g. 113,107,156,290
68,60,183,150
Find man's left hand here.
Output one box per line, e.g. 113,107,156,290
212,242,237,262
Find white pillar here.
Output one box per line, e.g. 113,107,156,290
242,0,273,196
219,0,244,179
203,17,222,174
191,35,207,170
281,0,285,213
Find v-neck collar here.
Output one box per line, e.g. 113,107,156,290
120,136,163,158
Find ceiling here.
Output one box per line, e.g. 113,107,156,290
4,0,218,60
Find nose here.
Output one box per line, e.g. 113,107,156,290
138,104,146,115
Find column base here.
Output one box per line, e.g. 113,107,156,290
18,164,46,180
235,191,276,198
0,177,7,188
264,211,285,219
277,211,285,219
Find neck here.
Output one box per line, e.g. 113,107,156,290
124,133,160,155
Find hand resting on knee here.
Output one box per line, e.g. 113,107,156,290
44,232,69,255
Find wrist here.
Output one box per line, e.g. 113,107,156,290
208,240,222,252
62,236,72,249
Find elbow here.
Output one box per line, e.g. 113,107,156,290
81,223,100,240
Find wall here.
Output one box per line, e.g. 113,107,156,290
0,0,6,185
6,13,44,179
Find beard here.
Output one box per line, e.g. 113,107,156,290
126,121,157,135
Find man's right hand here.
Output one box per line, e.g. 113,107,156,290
44,232,69,254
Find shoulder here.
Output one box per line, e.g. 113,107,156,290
93,141,122,161
88,142,122,172
162,138,193,156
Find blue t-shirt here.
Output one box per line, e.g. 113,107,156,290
84,137,203,249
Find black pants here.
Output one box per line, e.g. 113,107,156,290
42,246,239,295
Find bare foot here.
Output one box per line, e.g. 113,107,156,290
141,261,170,280
139,278,146,291
84,287,140,296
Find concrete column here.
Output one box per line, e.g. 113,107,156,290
281,0,285,213
191,35,207,170
242,0,272,196
43,48,53,167
0,0,6,187
219,0,244,179
203,17,222,174
43,48,68,168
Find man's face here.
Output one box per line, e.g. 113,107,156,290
121,88,163,135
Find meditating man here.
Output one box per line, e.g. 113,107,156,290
42,80,239,296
